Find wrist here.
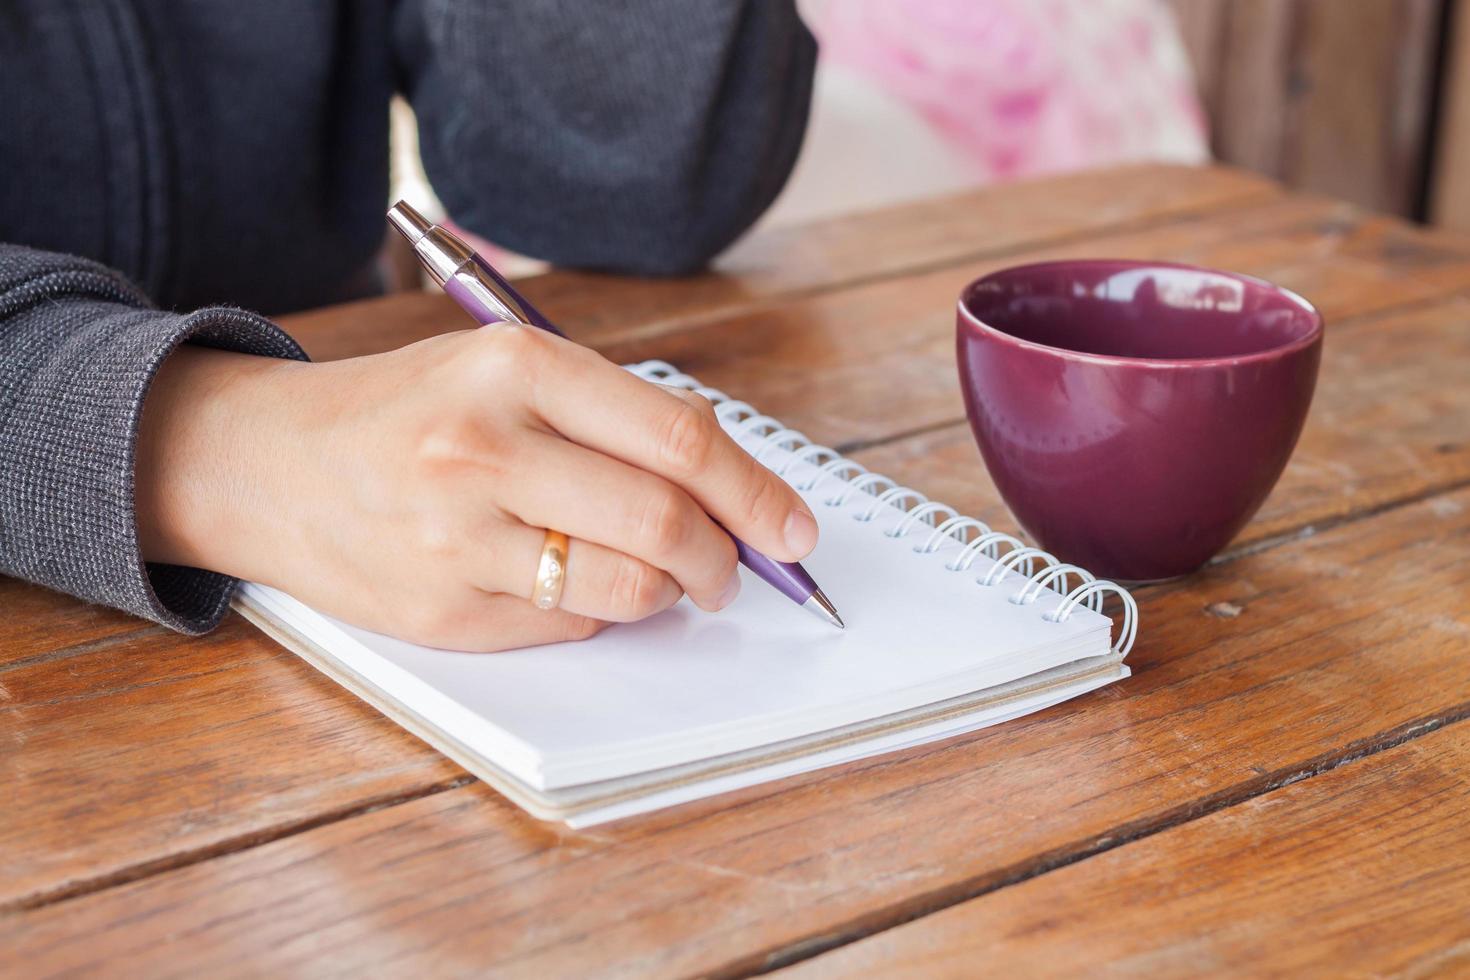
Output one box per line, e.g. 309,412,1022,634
135,344,306,581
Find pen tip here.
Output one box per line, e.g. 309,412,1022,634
386,201,433,245
805,589,845,630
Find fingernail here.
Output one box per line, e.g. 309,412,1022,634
783,508,819,558
717,573,742,610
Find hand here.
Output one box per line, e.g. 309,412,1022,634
135,325,820,651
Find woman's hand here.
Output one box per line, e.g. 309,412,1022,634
135,325,819,651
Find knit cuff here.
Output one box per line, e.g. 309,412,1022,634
1,295,307,633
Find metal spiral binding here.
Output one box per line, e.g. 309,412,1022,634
631,361,1138,656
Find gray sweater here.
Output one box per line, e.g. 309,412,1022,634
0,1,815,633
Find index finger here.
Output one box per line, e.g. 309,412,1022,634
529,346,818,563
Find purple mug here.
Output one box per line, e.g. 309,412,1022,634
956,260,1323,581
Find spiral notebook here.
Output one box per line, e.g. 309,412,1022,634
236,362,1138,826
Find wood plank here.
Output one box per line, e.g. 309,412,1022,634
542,164,1276,335
5,183,1417,664
1283,0,1442,217
0,169,1275,670
5,480,1469,977
0,615,463,910
0,580,156,670
7,176,1465,971
10,191,1453,667
1431,0,1470,232
778,723,1470,978
8,190,1462,667
284,164,1276,355
1212,0,1297,176
848,295,1470,557
291,194,1470,411
7,206,1470,913
1164,0,1230,122
1199,0,1442,218
586,196,1470,448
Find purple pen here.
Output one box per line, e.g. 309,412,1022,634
387,201,844,629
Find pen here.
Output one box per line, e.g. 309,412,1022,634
386,201,844,629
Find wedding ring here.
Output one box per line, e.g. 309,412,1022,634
532,530,570,610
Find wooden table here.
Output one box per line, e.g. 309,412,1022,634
5,164,1470,977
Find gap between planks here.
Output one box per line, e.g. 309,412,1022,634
735,705,1470,979
8,182,1463,922
577,186,1279,348
24,206,1464,678
830,287,1470,461
4,182,1275,678
11,469,1470,924
0,625,164,677
0,775,477,914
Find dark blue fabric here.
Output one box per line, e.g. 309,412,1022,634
0,0,815,313
0,1,814,630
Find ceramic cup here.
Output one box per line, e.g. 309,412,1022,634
956,260,1323,581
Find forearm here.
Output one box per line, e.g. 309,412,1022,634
135,346,306,584
0,243,307,632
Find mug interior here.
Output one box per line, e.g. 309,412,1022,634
960,261,1321,360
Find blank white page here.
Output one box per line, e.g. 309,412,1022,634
242,362,1117,789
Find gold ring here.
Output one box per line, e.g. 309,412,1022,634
532,530,570,610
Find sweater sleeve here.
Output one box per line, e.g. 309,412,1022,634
394,0,817,275
0,244,308,633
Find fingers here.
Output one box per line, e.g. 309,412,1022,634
492,432,742,611
510,335,818,562
650,384,820,562
415,591,611,654
468,521,690,623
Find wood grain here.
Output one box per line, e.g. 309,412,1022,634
7,174,1470,976
8,195,1470,918
1170,0,1445,218
1170,0,1446,218
5,482,1469,977
4,176,1448,666
585,197,1470,452
283,164,1276,359
0,615,463,909
1284,0,1442,217
1212,0,1297,177
1431,0,1470,232
779,724,1470,978
848,295,1470,557
1164,0,1229,122
0,580,157,670
534,164,1275,335
604,194,1470,352
291,197,1354,363
1,167,1271,663
293,195,1470,443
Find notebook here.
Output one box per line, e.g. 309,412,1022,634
235,361,1138,827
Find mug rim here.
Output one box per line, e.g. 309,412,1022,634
957,258,1324,369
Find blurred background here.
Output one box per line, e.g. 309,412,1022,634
388,0,1470,280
